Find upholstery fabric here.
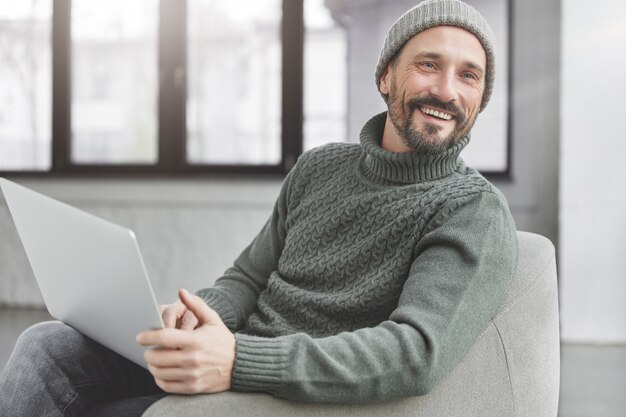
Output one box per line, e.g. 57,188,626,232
142,231,560,417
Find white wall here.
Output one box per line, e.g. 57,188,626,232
560,0,626,343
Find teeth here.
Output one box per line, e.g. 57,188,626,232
421,107,452,120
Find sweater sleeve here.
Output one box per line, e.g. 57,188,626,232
195,163,299,332
230,190,518,403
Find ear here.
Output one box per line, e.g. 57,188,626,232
379,65,392,95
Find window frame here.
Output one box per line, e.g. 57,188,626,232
1,0,512,180
2,0,301,177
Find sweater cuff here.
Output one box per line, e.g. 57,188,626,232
194,288,239,332
231,333,289,394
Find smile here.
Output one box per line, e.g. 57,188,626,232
420,106,453,121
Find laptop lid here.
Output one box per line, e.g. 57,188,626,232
0,178,164,368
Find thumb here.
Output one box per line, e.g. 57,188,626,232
178,288,222,326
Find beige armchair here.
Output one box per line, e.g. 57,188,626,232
142,231,560,417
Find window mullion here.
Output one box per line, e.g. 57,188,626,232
282,0,304,172
52,0,71,172
159,0,187,171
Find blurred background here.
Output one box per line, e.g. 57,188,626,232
0,0,624,415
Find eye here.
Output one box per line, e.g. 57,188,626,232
461,71,479,81
419,62,436,70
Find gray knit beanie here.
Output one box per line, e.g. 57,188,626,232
375,0,496,112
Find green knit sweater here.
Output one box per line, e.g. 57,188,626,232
196,111,518,403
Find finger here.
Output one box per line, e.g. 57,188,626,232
145,349,181,368
180,310,199,331
178,289,221,326
154,378,199,395
136,328,196,349
144,347,198,368
161,302,185,328
148,364,191,382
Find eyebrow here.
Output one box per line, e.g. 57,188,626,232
413,51,485,77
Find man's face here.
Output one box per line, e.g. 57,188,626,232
379,26,486,154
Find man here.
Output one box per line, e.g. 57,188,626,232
0,0,517,415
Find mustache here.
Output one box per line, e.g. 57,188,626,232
407,96,466,125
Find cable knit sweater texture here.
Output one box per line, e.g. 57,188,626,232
196,111,518,403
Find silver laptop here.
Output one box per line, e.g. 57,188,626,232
0,178,164,369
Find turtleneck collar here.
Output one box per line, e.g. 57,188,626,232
358,111,469,185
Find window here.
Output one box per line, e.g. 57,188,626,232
0,0,301,175
303,0,347,151
0,1,53,171
72,0,158,164
0,0,511,177
187,0,282,165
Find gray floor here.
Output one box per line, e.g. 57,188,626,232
0,308,625,417
559,343,626,417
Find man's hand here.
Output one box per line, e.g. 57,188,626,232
137,289,236,394
159,292,201,330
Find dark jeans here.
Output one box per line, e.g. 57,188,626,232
0,321,166,417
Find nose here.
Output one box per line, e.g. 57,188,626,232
429,71,457,104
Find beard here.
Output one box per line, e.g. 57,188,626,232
387,81,477,155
